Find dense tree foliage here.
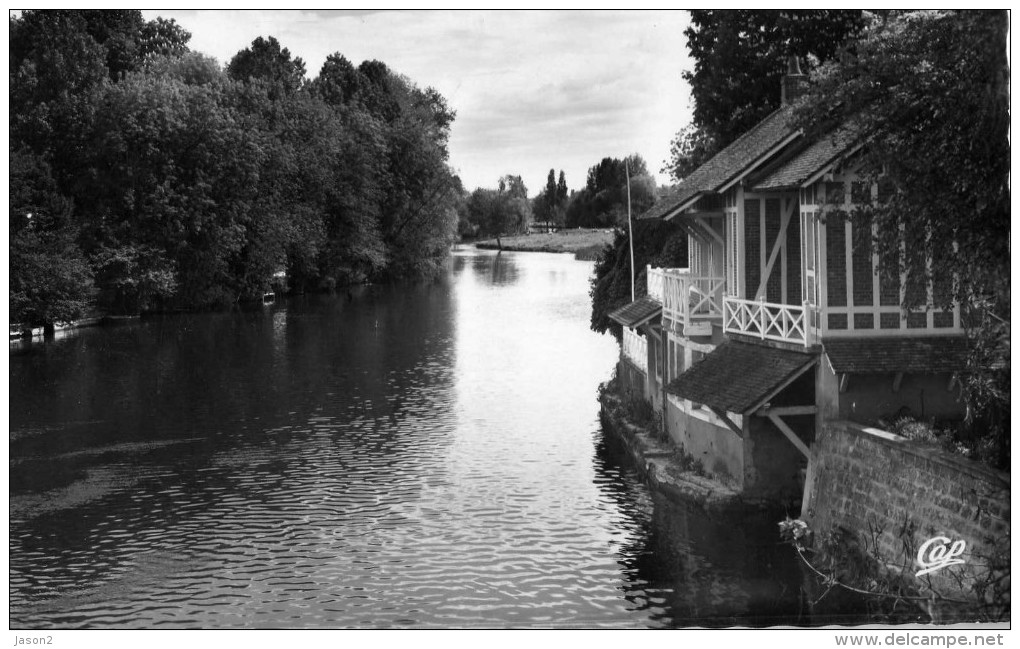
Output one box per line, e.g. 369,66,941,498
589,220,689,339
663,10,864,182
9,10,460,322
566,155,656,228
793,10,1009,467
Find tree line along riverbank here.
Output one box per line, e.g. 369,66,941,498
11,11,463,329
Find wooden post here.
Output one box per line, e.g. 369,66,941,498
627,161,634,302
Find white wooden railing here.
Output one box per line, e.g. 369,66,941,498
724,296,813,347
646,266,724,333
646,266,665,302
621,326,647,372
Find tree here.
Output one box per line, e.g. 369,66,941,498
311,52,459,281
589,219,688,339
661,124,718,184
662,11,865,181
794,10,1009,467
227,36,306,99
79,70,264,307
566,155,656,228
683,10,865,147
138,17,192,61
10,149,95,326
466,175,531,249
532,168,569,226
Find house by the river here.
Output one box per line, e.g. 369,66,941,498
610,59,968,504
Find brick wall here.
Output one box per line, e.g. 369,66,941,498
803,421,1010,601
765,198,782,303
826,214,847,307
786,206,801,304
745,199,760,295
851,215,873,312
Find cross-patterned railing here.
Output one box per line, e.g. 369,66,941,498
647,266,724,333
723,296,813,347
621,326,647,372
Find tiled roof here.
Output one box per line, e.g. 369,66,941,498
641,106,800,220
824,337,970,374
666,341,817,415
608,296,662,328
752,124,860,191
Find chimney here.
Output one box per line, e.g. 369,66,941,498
781,56,809,105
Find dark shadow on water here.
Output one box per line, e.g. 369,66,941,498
591,424,844,628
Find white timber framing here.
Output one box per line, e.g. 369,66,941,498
676,216,709,245
743,193,797,302
810,168,963,340
690,214,725,246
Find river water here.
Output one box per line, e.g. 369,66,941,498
10,246,810,629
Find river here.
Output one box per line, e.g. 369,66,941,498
9,245,810,629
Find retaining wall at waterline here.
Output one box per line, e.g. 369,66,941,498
802,420,1010,604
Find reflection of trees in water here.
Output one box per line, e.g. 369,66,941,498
450,247,520,287
9,283,461,613
486,251,520,286
592,425,809,628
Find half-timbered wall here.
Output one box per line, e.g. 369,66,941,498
741,191,801,307
807,171,962,338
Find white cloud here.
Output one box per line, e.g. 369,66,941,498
143,9,694,194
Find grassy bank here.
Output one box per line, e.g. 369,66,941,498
474,228,615,259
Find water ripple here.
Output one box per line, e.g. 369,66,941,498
9,249,809,629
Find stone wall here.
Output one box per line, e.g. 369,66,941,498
616,359,647,402
802,420,1010,603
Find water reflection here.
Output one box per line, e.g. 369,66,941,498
10,245,810,629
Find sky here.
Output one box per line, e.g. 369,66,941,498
141,9,695,195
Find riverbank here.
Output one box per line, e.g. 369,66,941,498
598,383,774,516
474,229,615,259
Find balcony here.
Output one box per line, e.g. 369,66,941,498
647,266,725,336
723,296,813,347
621,326,648,373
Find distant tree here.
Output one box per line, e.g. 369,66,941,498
556,171,568,209
467,175,531,249
532,168,569,226
543,169,557,219
567,155,655,228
